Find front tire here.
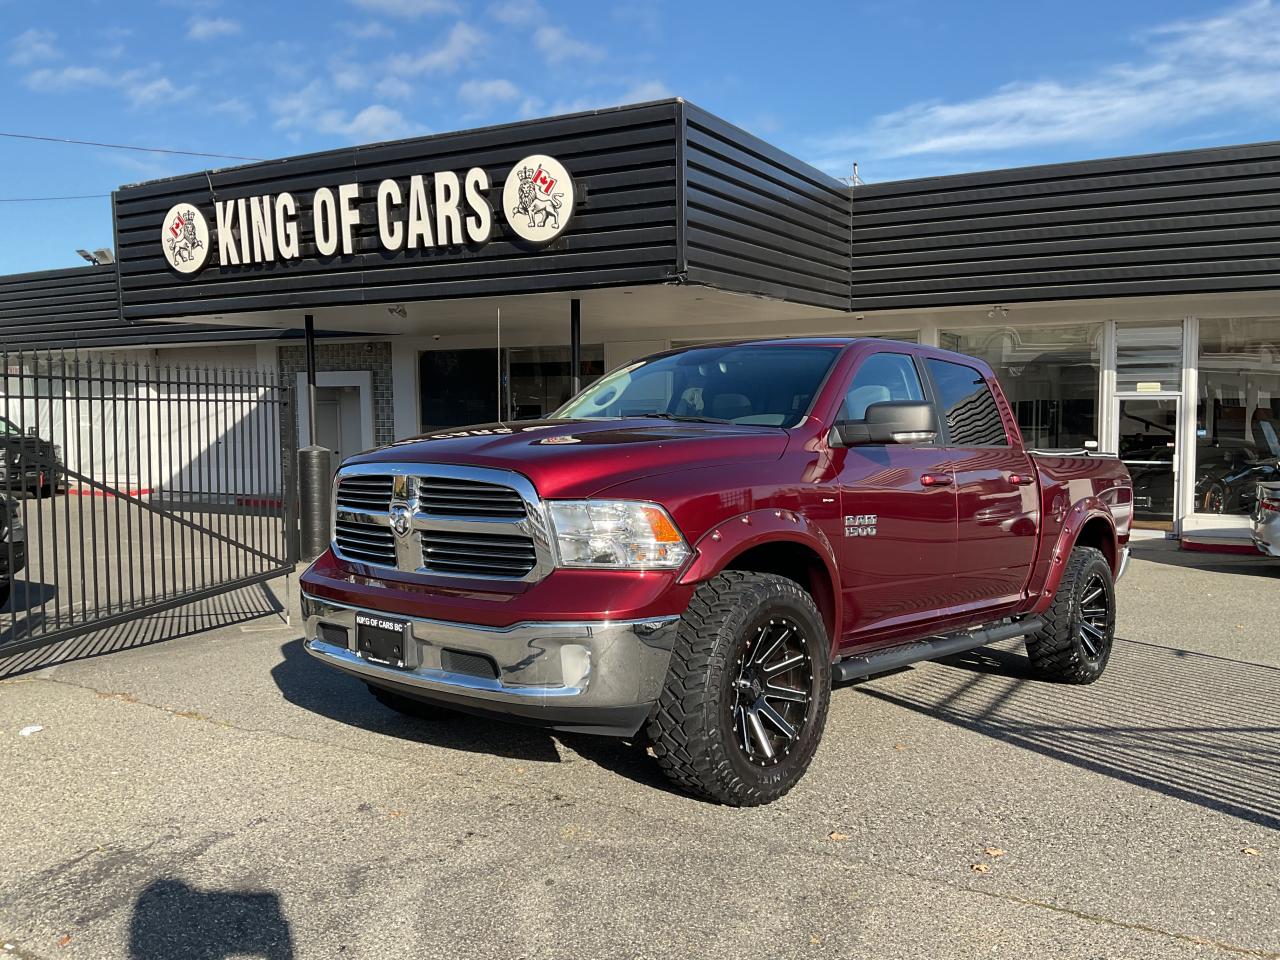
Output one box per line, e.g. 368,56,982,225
647,571,831,806
1025,545,1116,684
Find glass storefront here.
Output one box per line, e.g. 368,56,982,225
419,345,604,430
939,324,1102,449
1194,318,1280,515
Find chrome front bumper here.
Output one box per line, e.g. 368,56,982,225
301,593,680,736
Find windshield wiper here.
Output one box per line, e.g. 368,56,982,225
632,412,732,425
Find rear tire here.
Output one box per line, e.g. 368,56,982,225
646,571,831,806
1025,545,1115,684
367,683,458,720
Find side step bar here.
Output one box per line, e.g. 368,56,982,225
832,616,1045,683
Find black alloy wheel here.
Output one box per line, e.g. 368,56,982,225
1075,572,1112,661
730,617,814,766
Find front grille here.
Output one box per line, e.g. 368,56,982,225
421,530,537,578
336,475,394,511
418,478,526,518
334,518,397,566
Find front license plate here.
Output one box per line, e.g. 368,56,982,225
355,613,412,668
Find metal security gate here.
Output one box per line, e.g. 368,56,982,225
1,350,296,658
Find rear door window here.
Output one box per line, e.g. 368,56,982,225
926,359,1009,446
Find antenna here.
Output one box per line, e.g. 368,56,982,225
496,306,503,423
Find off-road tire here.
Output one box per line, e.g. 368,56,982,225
367,683,458,720
646,571,831,806
1025,545,1115,684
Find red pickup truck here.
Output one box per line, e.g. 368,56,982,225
300,339,1132,805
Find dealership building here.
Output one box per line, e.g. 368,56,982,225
2,98,1278,547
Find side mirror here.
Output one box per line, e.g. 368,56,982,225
829,400,939,447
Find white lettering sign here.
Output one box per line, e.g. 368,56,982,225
163,155,572,276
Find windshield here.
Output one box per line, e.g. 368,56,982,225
555,345,838,428
0,418,21,437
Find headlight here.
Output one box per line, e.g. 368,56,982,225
547,500,690,569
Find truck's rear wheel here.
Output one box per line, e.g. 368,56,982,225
647,571,831,806
366,683,458,720
1025,545,1115,684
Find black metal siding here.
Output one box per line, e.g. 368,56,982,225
851,140,1280,310
0,264,329,349
681,103,851,311
115,102,683,320
0,265,121,349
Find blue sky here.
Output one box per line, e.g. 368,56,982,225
4,0,1280,274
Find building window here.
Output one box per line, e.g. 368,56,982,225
1194,318,1280,515
926,358,1008,447
939,324,1101,449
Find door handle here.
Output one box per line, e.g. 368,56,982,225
920,473,953,487
1008,474,1036,486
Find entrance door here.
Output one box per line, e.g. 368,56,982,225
1117,396,1179,528
314,385,363,462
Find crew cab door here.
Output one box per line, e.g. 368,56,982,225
830,352,958,643
923,358,1039,611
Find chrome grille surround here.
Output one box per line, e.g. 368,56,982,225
331,462,553,583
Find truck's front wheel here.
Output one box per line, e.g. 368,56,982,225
647,571,831,806
1025,545,1116,684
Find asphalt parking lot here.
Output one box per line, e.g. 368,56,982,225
1,538,1277,960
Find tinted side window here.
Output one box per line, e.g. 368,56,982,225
926,359,1008,446
841,353,924,420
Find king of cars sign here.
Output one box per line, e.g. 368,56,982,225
159,154,576,276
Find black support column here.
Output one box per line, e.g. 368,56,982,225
298,312,331,561
570,298,582,395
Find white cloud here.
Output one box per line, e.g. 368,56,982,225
538,79,671,118
489,0,543,25
389,21,484,74
211,97,255,122
809,0,1280,173
331,59,366,91
375,75,413,99
24,65,115,91
187,17,242,41
349,21,393,39
327,103,418,141
533,25,603,65
270,79,419,142
618,80,670,104
459,77,519,109
349,0,458,18
8,28,59,66
125,76,191,107
24,63,193,107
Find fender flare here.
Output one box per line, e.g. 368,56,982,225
677,508,843,640
1031,498,1117,614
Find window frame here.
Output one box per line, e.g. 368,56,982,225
923,357,1011,449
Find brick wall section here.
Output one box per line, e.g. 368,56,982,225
277,340,395,478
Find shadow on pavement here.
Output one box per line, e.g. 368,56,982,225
0,583,285,679
128,879,293,960
1129,538,1279,578
862,636,1280,829
270,637,681,794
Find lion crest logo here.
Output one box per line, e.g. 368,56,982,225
502,154,575,244
160,203,211,275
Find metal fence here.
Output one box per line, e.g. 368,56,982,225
1,350,296,658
